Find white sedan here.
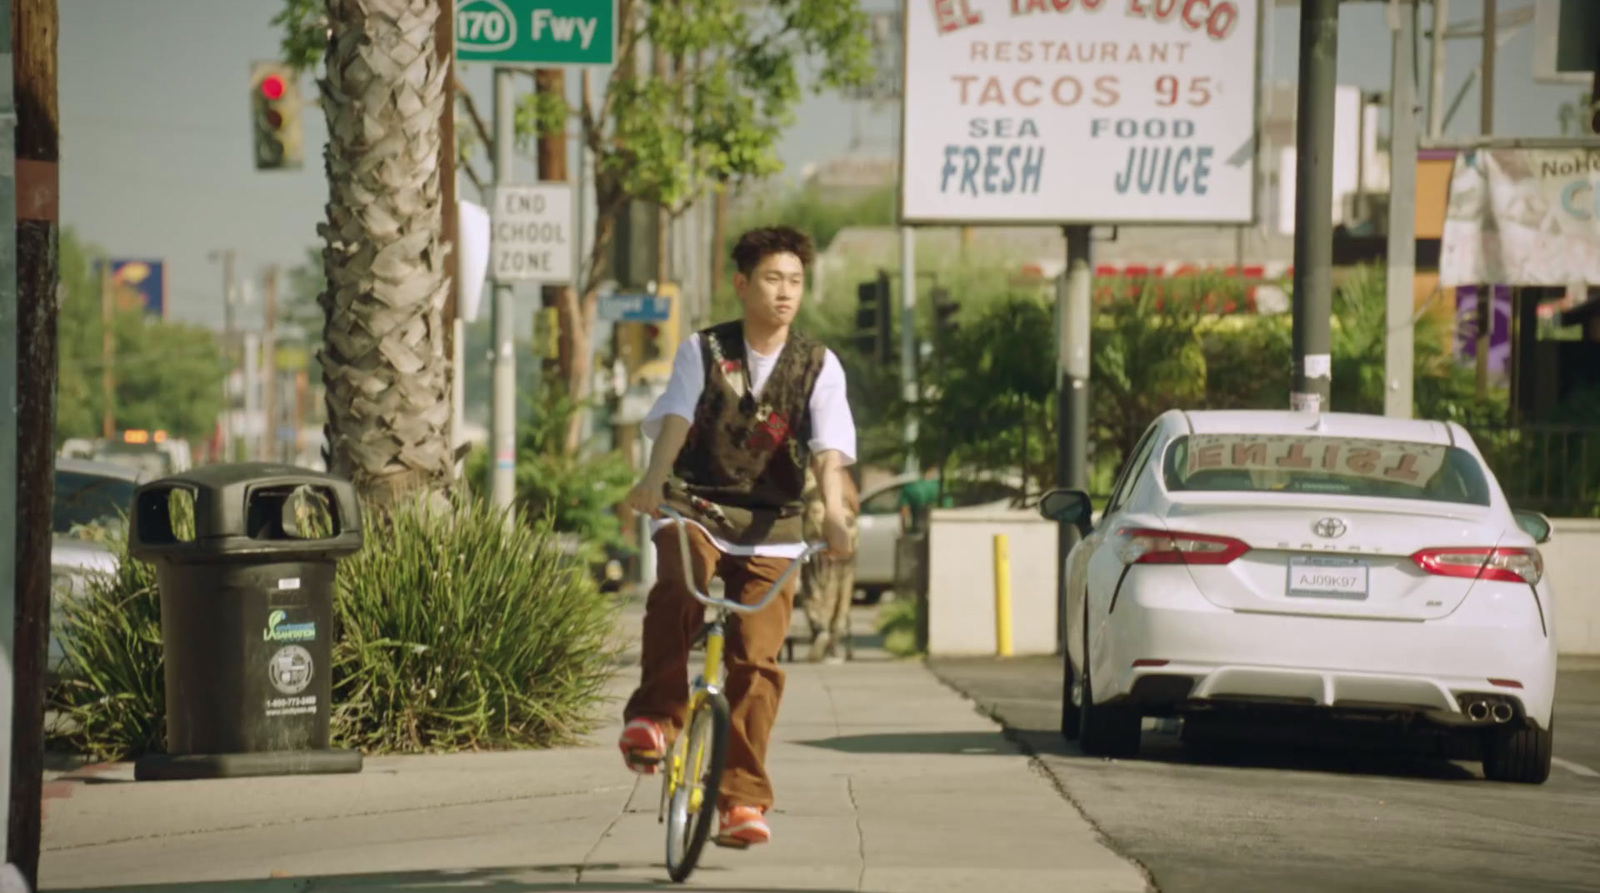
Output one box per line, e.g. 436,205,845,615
1039,409,1558,784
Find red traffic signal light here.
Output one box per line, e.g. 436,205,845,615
251,61,302,171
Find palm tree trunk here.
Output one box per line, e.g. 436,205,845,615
317,0,454,507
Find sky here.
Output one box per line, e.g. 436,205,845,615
59,0,1590,334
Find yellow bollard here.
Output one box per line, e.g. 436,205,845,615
994,534,1013,657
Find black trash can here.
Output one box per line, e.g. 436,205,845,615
128,462,365,781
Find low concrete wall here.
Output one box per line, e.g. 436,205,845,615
923,512,1600,657
1545,519,1600,657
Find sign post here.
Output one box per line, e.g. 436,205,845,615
456,0,614,511
898,0,1262,654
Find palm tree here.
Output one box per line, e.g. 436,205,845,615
316,0,454,507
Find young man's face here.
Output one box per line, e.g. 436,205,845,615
733,251,806,330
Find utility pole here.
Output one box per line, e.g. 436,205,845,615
216,249,236,461
489,67,516,510
1385,0,1419,418
261,265,278,462
1429,0,1448,138
899,229,916,473
0,0,19,883
653,42,669,293
243,333,260,463
1056,226,1091,654
99,259,113,439
9,0,58,884
535,67,568,381
892,1,917,475
1290,0,1340,413
1475,0,1496,398
711,188,727,306
436,0,458,475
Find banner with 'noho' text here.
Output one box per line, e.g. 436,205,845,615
1439,149,1600,287
899,0,1260,226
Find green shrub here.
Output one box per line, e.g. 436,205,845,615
330,492,624,753
465,380,635,566
45,527,166,761
46,489,624,759
875,597,922,659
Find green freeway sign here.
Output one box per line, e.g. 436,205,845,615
454,0,615,65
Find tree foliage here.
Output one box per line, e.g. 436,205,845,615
54,228,227,447
909,265,1506,496
275,0,875,453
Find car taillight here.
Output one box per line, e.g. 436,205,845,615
1118,528,1250,565
1410,547,1543,585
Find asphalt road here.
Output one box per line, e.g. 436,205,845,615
931,655,1600,893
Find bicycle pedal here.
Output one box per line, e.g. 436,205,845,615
623,751,662,774
712,835,752,850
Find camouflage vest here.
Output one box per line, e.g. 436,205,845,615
666,320,827,546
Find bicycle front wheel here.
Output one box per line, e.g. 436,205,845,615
665,691,729,883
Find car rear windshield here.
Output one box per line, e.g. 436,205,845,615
1162,434,1492,507
54,470,139,534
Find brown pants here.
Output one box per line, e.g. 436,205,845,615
623,523,796,812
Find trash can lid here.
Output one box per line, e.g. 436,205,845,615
130,461,363,553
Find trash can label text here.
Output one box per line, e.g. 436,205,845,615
265,695,318,718
263,609,317,642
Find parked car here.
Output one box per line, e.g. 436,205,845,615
48,458,141,681
854,471,1026,602
1039,409,1558,784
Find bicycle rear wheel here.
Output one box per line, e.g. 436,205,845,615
665,691,729,883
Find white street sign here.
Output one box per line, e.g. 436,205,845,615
899,0,1260,225
490,184,573,283
457,199,491,322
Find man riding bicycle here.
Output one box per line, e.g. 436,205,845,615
619,225,856,849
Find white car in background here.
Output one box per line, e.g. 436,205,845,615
854,472,1025,602
49,458,142,682
1039,409,1558,784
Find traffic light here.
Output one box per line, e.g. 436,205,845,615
635,282,681,384
251,61,303,171
854,270,893,363
932,286,960,336
641,323,663,363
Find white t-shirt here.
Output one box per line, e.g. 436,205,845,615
642,333,856,558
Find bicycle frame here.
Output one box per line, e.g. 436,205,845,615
655,505,823,823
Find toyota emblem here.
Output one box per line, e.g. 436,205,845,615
1313,517,1347,538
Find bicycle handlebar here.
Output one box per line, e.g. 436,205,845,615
657,504,825,615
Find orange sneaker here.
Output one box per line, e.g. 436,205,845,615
618,718,665,774
714,805,771,848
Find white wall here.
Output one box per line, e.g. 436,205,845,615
1544,519,1600,657
926,510,1059,656
923,513,1600,658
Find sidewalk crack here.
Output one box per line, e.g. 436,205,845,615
847,776,867,893
577,774,639,884
824,675,865,891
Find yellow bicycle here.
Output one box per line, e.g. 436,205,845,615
655,505,821,883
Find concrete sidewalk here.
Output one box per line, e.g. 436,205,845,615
40,604,1149,893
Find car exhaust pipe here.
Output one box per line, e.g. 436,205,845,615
1466,700,1490,721
1491,702,1514,723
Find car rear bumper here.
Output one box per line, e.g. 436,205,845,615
1100,567,1558,728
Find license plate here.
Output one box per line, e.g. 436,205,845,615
1286,556,1370,600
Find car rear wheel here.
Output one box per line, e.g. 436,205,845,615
854,586,885,606
1078,615,1141,758
1482,721,1553,785
1060,650,1081,741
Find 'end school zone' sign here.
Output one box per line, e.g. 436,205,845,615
898,0,1260,225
